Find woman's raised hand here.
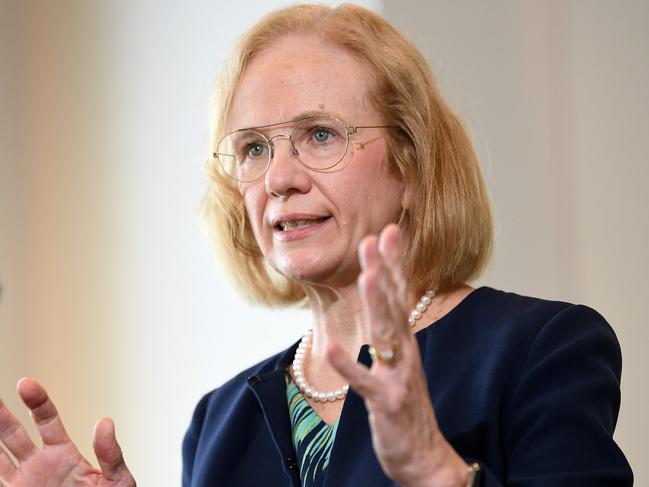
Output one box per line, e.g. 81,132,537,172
0,379,135,487
327,224,468,487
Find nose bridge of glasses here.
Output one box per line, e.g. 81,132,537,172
268,133,299,158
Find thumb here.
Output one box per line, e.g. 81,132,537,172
93,418,134,484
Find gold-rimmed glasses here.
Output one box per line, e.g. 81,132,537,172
213,115,397,183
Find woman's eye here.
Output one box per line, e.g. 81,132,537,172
312,127,333,143
245,143,266,158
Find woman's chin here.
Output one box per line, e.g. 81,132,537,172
270,254,358,289
272,263,334,285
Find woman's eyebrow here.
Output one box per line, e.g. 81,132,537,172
239,110,341,131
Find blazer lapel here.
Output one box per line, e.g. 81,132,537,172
247,343,302,487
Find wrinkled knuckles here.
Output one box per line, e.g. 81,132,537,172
378,387,410,415
32,407,59,428
0,422,22,442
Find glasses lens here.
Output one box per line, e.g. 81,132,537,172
215,130,270,182
292,117,349,170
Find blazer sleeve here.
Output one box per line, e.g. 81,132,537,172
182,391,212,487
479,304,633,486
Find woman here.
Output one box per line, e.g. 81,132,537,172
0,4,632,487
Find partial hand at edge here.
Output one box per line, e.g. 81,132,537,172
0,378,135,487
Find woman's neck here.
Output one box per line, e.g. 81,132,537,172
303,282,368,362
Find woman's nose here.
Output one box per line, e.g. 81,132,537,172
264,136,311,197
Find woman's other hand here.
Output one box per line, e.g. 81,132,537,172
0,379,135,486
327,224,468,487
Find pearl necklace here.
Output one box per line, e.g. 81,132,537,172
291,289,436,403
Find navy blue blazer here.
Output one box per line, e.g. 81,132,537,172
182,287,633,486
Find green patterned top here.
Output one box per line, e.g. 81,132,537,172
286,374,339,487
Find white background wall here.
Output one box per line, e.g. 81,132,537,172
1,0,646,485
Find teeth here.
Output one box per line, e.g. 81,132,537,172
279,218,327,231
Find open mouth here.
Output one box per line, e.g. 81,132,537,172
273,216,331,232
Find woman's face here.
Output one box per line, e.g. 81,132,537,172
227,35,405,289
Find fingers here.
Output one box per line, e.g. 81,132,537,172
17,378,71,447
93,418,134,483
326,341,378,399
378,224,409,313
0,443,17,484
359,234,381,271
359,225,411,349
359,267,405,345
0,395,36,463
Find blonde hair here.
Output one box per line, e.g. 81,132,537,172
202,4,493,306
